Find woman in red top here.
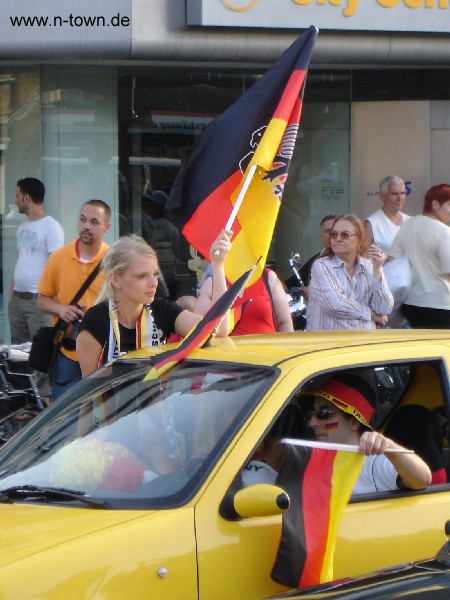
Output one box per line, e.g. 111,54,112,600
196,267,293,335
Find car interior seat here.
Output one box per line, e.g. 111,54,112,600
243,402,310,486
269,402,311,440
384,404,447,485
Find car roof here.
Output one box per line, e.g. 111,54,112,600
122,329,450,369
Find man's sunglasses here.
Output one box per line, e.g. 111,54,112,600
306,407,336,421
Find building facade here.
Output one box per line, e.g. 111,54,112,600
0,0,449,340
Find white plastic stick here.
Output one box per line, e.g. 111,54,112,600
225,163,257,230
214,163,258,255
281,438,414,454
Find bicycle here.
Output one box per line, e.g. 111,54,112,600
0,342,46,445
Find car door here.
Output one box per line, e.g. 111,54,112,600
194,370,300,600
0,506,200,599
193,344,450,599
334,350,450,576
335,489,450,577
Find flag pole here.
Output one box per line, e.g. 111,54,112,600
281,437,415,454
225,163,258,230
215,163,258,255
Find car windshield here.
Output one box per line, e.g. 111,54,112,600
0,359,276,509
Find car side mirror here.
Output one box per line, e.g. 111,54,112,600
220,484,290,521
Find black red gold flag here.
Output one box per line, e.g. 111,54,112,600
271,444,363,588
144,264,255,380
165,26,318,287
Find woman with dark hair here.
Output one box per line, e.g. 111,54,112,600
306,214,393,331
389,183,450,328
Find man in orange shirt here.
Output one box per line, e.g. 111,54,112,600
38,200,111,399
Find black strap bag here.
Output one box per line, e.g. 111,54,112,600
28,324,65,374
28,263,101,373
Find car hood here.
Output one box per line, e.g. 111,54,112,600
0,503,153,567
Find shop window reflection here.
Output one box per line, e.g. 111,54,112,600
0,70,41,343
119,69,351,291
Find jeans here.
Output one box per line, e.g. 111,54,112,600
50,351,82,400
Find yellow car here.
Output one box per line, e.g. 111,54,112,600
1,329,450,599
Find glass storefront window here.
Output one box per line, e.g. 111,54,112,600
0,64,353,341
118,67,351,294
118,69,261,298
0,66,118,343
4,62,450,344
41,66,118,243
0,69,41,342
277,98,350,279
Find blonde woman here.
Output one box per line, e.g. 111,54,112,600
306,214,393,331
77,230,231,377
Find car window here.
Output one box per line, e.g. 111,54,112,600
242,359,449,497
0,360,277,509
297,364,414,429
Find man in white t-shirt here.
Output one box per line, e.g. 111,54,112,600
365,175,411,327
8,178,64,397
364,175,410,255
242,373,431,494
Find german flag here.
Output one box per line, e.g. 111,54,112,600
165,27,318,287
144,264,255,380
271,445,364,588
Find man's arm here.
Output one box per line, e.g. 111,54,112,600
37,293,84,324
359,430,432,490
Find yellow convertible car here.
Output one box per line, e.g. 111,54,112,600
0,329,450,599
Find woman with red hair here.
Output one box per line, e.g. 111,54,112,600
389,183,450,328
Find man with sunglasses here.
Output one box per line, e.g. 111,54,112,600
307,374,431,495
285,215,337,297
